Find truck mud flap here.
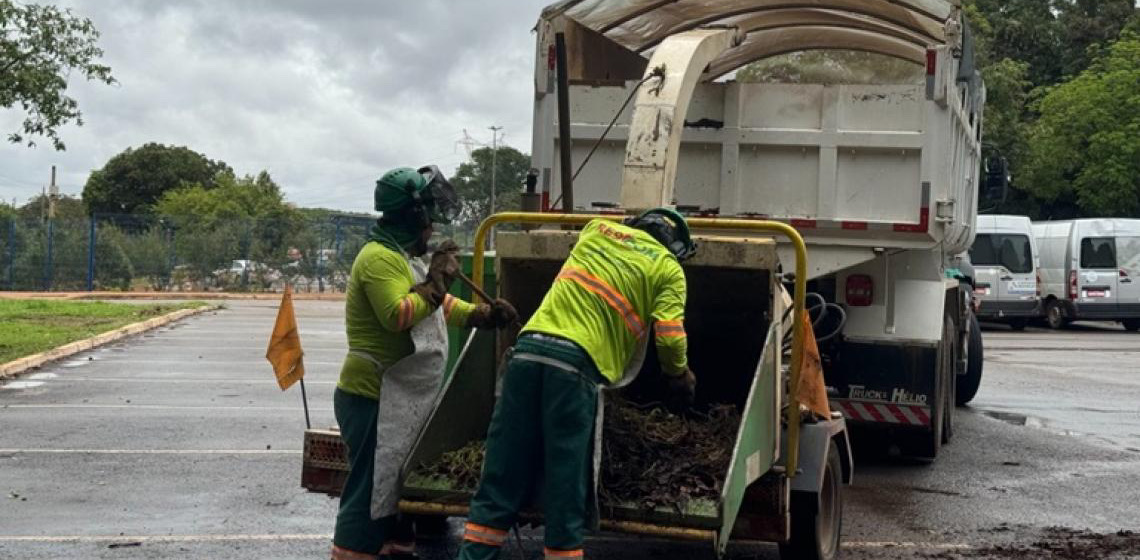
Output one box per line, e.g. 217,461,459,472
826,341,936,428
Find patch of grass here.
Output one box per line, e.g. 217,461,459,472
0,300,205,363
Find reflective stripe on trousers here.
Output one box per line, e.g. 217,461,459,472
463,522,508,547
545,547,585,558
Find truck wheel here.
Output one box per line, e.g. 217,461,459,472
1045,300,1068,330
956,312,983,406
1122,319,1140,332
779,441,842,560
1008,318,1028,331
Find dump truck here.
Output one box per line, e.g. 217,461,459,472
302,1,1000,557
525,0,998,458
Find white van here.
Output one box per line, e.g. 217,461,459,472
970,215,1040,330
1032,219,1140,331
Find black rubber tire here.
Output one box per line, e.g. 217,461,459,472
778,442,843,560
1008,318,1028,331
902,315,955,460
1046,299,1068,330
956,312,983,406
1122,319,1140,332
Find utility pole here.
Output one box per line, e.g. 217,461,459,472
44,165,58,291
488,125,503,248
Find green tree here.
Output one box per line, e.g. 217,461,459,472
1,1,115,150
1022,31,1140,217
971,0,1064,87
450,146,530,228
155,171,305,284
1055,0,1138,78
82,143,232,216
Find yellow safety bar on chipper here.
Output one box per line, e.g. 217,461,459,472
470,212,809,479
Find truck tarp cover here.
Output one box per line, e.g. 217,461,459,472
541,0,960,75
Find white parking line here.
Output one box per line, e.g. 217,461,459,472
0,404,331,411
5,377,337,385
0,449,303,455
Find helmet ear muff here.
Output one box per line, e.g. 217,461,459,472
405,179,431,229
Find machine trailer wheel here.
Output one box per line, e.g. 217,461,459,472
779,441,842,560
1045,300,1068,330
956,312,983,406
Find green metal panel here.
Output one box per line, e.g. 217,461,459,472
444,253,497,377
717,321,781,555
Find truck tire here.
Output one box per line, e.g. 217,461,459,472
956,312,983,406
1122,319,1140,332
1008,318,1028,331
1045,299,1068,330
779,441,842,560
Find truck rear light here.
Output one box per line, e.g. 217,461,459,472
1069,270,1078,300
846,275,874,307
926,49,937,76
1121,269,1129,278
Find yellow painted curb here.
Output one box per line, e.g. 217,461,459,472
0,305,220,381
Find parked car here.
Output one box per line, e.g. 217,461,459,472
1032,219,1140,330
970,215,1040,330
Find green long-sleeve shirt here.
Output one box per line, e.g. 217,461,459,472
337,241,475,400
523,219,689,384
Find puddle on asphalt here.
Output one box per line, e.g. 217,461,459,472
981,410,1048,428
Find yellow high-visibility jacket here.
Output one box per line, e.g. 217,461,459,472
337,242,475,400
523,219,689,383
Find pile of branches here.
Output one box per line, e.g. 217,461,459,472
412,398,740,512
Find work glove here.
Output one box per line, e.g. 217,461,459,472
665,367,697,414
489,298,518,328
413,241,461,307
465,299,519,330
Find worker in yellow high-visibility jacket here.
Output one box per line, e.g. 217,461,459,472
332,165,517,560
457,208,698,560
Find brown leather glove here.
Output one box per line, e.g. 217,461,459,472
665,367,697,413
414,240,460,306
489,298,518,328
465,299,519,330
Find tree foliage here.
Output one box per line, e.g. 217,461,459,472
82,143,232,216
1022,32,1140,217
0,0,115,150
450,146,530,228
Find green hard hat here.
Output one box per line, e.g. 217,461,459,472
374,167,425,213
373,165,460,225
628,207,697,261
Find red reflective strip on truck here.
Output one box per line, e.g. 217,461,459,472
832,400,931,426
841,221,869,230
790,219,817,229
893,207,930,233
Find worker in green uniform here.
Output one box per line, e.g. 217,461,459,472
332,165,517,560
457,208,698,560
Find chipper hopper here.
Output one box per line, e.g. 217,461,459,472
304,214,852,559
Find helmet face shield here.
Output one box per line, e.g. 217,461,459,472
417,165,459,225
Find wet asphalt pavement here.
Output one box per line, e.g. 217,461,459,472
1,301,1138,559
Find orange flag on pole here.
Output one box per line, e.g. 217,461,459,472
266,286,305,391
797,313,832,420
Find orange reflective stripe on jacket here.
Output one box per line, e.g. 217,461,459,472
463,522,507,547
396,297,415,330
655,318,686,338
557,267,645,338
443,294,458,320
544,547,585,558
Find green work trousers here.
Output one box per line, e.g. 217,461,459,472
332,388,413,554
458,335,604,560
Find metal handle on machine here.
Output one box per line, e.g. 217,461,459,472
471,211,810,478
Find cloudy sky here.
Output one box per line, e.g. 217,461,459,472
1,0,551,212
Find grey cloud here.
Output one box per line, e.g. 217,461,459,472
0,0,551,212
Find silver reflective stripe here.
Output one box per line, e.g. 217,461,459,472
513,352,579,374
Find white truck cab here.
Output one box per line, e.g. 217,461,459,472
970,215,1040,330
1033,219,1140,331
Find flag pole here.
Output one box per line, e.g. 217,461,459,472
299,377,312,430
